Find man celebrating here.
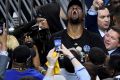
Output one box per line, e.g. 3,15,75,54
49,0,107,80
104,26,120,55
49,0,107,54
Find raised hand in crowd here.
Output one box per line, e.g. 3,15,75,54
0,23,7,51
46,48,59,69
91,0,104,10
0,23,9,80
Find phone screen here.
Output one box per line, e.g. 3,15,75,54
54,37,61,52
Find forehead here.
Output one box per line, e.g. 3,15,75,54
108,29,120,37
98,8,109,15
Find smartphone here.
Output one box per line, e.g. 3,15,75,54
54,37,62,52
0,22,3,35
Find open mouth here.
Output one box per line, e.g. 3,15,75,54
72,11,77,15
71,11,78,19
104,24,109,27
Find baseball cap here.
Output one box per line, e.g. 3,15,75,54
67,0,83,11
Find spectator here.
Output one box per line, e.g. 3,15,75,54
4,45,44,80
43,44,91,80
108,54,120,79
83,62,98,80
22,35,46,74
88,47,107,65
104,26,120,56
112,6,120,27
43,48,66,80
108,0,120,13
60,48,83,80
106,0,120,27
60,44,91,80
49,0,107,55
36,1,64,34
87,47,110,79
0,23,9,80
86,0,110,37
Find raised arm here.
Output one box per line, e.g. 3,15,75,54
60,44,91,80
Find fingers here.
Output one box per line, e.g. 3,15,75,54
2,23,7,34
47,48,55,57
47,48,59,65
97,0,104,8
59,44,71,56
93,0,104,10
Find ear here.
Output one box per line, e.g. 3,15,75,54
113,16,117,24
117,43,120,47
85,54,89,62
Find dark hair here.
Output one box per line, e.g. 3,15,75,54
88,47,107,65
63,49,81,73
13,45,32,63
111,26,120,34
109,54,120,73
98,6,108,11
111,26,120,42
83,62,97,80
113,6,120,18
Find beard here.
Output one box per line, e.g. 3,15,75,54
69,18,80,24
69,16,83,25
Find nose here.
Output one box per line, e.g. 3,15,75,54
105,17,109,21
105,35,111,42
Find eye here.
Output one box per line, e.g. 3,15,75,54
100,16,105,19
105,33,110,37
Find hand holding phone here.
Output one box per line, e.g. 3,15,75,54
54,37,62,52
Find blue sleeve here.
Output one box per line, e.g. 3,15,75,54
43,76,53,80
75,65,91,80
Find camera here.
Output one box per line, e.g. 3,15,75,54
54,37,62,52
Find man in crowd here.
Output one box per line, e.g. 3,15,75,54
104,26,120,55
86,0,110,37
0,23,9,80
49,0,107,54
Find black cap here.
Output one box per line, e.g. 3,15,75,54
67,0,83,11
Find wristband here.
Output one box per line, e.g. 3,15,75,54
70,57,75,61
40,69,46,74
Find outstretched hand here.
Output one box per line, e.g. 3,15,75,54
92,0,104,10
47,48,59,67
0,23,7,51
59,44,74,59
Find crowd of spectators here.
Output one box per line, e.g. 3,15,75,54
0,0,120,80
